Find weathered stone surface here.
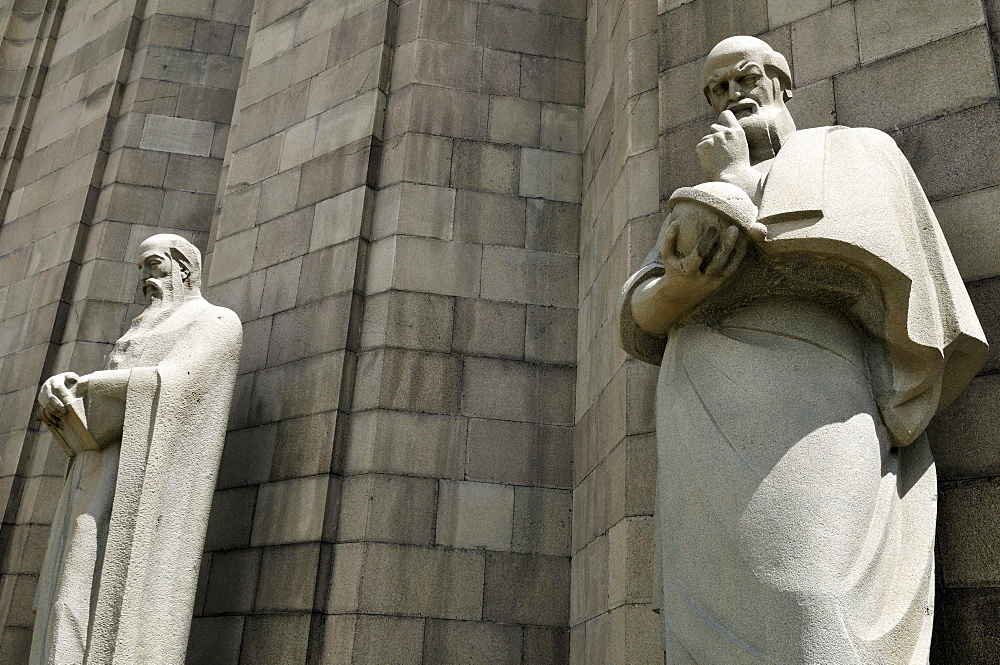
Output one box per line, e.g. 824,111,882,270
436,480,515,550
423,619,521,665
484,552,570,626
854,0,984,63
624,35,986,665
31,236,242,665
938,478,1000,587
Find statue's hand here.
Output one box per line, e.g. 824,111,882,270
38,372,87,421
696,110,761,198
661,219,749,305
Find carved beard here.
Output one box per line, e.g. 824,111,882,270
738,104,782,159
134,259,188,329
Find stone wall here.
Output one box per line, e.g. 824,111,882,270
0,0,998,662
196,0,584,660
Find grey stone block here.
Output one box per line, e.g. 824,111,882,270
343,409,466,479
477,5,583,61
521,55,584,105
436,479,515,550
267,293,352,366
931,586,1000,665
965,276,1000,373
481,246,578,307
355,347,463,414
523,626,569,665
204,486,257,550
934,186,1000,281
855,0,984,63
525,199,579,254
525,305,576,365
204,548,260,614
186,616,244,665
928,374,1000,481
255,542,321,611
250,475,330,546
239,614,310,665
272,410,338,480
463,358,575,425
835,27,995,132
893,103,1000,201
484,551,570,626
249,351,345,424
453,298,525,359
423,619,521,665
658,0,768,70
338,473,437,545
453,190,526,247
359,543,485,619
483,48,520,97
353,615,425,665
362,289,454,353
938,477,1000,587
789,3,858,86
512,486,572,556
218,424,277,489
452,140,520,195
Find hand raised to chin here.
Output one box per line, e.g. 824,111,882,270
696,110,763,200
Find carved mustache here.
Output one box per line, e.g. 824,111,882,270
727,99,759,115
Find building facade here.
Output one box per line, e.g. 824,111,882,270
0,0,998,662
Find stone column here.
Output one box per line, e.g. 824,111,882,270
571,0,660,661
327,0,584,660
195,0,394,659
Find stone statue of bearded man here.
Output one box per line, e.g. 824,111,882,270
619,36,987,664
32,234,242,665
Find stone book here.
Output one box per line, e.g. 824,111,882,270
49,398,98,456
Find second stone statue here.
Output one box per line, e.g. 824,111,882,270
619,36,987,665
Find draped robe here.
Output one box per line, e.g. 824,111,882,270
619,126,987,664
31,296,242,665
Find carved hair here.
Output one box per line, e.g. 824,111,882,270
702,35,793,104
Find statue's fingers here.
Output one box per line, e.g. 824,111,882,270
695,225,719,260
661,221,680,259
705,226,739,276
38,383,63,412
719,109,741,128
720,235,750,280
39,409,58,428
52,382,73,405
679,248,704,274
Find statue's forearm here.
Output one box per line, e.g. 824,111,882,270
630,275,705,336
83,369,131,448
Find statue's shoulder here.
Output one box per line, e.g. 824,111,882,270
824,125,900,150
185,298,242,337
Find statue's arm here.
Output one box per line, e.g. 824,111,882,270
630,221,748,336
82,369,131,448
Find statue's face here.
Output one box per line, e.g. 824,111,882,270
705,58,785,149
138,248,173,302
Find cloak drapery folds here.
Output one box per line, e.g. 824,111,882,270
31,298,242,665
620,126,987,446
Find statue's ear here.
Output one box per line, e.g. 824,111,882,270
169,247,192,284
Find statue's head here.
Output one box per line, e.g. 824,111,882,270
136,234,202,304
703,36,796,153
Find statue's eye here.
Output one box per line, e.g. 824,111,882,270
713,82,728,95
740,75,759,87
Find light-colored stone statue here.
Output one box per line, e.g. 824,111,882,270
31,234,242,665
619,36,988,664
